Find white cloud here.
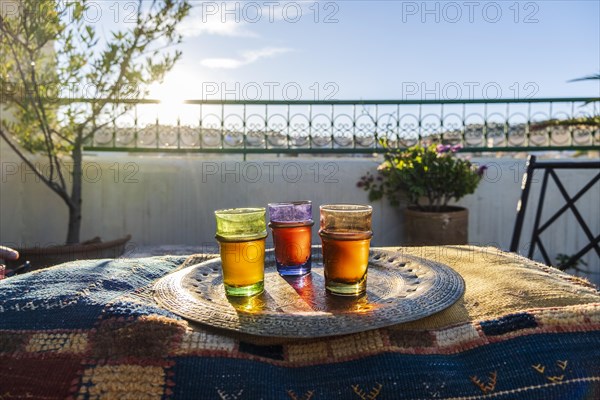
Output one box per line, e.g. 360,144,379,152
200,47,292,69
200,57,245,69
177,1,323,37
178,6,258,38
178,17,257,38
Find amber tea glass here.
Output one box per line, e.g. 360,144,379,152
215,208,267,296
319,204,373,296
268,201,313,276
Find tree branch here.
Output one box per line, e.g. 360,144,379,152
0,127,72,206
2,22,58,184
28,58,68,191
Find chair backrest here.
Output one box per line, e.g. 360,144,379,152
510,155,600,269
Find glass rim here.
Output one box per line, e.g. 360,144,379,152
267,200,312,207
215,207,265,217
319,204,372,213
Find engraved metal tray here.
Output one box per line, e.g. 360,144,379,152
153,247,464,338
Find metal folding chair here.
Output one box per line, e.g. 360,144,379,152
510,155,600,269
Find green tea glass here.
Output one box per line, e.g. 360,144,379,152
215,208,267,296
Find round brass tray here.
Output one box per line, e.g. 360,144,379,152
153,247,464,338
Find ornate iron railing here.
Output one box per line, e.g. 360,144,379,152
80,97,599,154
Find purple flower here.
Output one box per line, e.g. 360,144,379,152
436,144,452,154
477,165,488,176
450,144,463,153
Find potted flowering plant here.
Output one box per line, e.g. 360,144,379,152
358,143,486,245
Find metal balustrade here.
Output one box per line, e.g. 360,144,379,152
77,97,599,154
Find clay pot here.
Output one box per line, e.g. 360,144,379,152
5,235,132,271
403,207,468,246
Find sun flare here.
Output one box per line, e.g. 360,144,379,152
146,72,196,125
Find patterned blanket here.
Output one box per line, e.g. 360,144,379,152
0,248,599,399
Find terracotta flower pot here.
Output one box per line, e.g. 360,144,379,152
5,235,132,271
403,207,468,246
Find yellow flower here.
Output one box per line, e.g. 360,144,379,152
377,161,390,171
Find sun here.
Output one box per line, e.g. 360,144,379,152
146,71,195,125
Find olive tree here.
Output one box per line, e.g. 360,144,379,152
0,0,190,244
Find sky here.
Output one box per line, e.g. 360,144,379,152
51,0,600,102
140,0,600,102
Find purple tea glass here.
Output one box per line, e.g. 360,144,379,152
268,201,313,276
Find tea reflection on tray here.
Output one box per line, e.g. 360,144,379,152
226,270,381,315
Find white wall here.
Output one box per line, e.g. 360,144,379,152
1,144,598,284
